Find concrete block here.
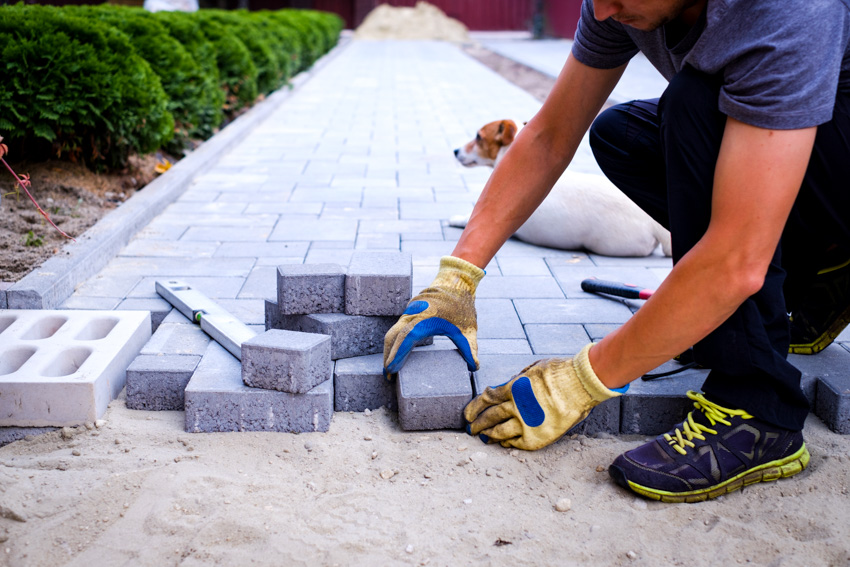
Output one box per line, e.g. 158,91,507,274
0,310,151,426
345,251,412,316
125,354,202,411
277,263,345,315
474,354,620,436
116,297,173,333
185,342,333,433
334,353,396,412
619,365,709,435
396,349,473,431
241,330,332,394
264,299,299,331
0,282,10,309
524,324,590,355
294,312,398,360
0,427,57,448
816,374,850,434
788,344,850,408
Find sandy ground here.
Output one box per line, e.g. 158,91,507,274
1,390,849,567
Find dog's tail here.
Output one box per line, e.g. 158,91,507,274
448,215,469,229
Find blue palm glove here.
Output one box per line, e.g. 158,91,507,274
383,256,485,377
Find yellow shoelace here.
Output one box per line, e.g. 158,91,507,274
663,391,754,456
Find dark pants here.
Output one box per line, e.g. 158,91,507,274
589,65,850,431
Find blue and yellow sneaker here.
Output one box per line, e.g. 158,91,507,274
608,391,810,503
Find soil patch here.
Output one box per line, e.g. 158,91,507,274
0,155,163,283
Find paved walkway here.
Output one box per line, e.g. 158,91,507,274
481,38,668,103
65,39,673,359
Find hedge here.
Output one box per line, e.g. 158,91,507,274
0,4,342,169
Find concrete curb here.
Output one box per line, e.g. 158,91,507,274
4,37,352,310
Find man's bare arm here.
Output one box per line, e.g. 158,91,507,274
451,54,625,267
590,117,817,387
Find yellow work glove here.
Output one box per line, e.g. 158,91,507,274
464,344,628,450
383,255,485,377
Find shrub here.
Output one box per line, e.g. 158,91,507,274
153,10,225,140
68,5,217,155
248,11,301,88
0,4,173,168
193,12,258,114
265,10,323,72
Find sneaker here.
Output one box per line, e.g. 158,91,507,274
789,258,850,355
608,391,810,503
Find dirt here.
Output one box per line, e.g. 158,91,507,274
0,155,162,283
354,1,470,42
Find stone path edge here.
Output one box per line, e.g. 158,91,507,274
4,37,352,311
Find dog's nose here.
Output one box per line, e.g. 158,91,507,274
453,148,460,157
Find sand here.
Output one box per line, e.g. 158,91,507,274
354,2,470,43
1,389,849,566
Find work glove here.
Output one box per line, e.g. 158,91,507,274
383,255,485,377
464,344,628,451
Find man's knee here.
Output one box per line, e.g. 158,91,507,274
589,104,627,160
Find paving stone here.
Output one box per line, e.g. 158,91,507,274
115,298,173,333
583,324,622,342
396,349,473,431
125,354,202,411
185,342,333,433
789,345,850,408
0,427,57,448
181,226,272,242
140,323,211,356
241,330,332,394
264,299,299,331
345,251,412,316
477,339,533,355
216,242,309,259
473,354,619,436
0,282,11,309
293,313,397,360
277,263,345,315
496,257,552,276
619,366,710,435
60,296,122,311
816,373,850,434
128,276,245,299
514,298,633,324
333,353,396,412
476,276,565,299
524,324,590,355
269,218,358,241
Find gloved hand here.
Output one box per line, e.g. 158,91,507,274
383,255,485,377
464,344,628,450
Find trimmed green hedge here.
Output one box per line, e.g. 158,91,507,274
0,4,342,169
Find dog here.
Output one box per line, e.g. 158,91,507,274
452,119,672,257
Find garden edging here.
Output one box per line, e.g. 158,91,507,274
4,37,351,311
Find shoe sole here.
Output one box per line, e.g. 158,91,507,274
789,302,850,354
610,444,810,504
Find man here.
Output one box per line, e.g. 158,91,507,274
384,0,850,503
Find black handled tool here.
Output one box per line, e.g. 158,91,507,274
580,278,655,300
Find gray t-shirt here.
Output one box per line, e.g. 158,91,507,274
572,0,850,129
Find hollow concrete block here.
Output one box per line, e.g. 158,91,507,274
334,353,396,412
396,349,473,431
185,342,332,433
241,329,332,394
345,251,412,316
277,263,345,315
125,354,202,411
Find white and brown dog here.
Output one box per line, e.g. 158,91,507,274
452,119,672,257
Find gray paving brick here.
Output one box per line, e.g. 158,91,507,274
293,312,398,360
140,322,211,356
477,339,533,355
125,354,201,410
237,267,277,300
0,427,57,447
104,257,255,278
789,345,850,408
816,373,850,434
241,330,332,394
587,253,673,268
264,299,299,331
216,299,265,326
496,257,552,276
334,353,396,412
59,296,122,311
129,276,246,299
305,249,355,265
396,349,473,431
473,354,619,436
321,206,398,220
185,342,333,433
215,242,309,258
476,300,525,340
524,324,590,355
119,239,219,258
73,273,141,298
345,251,412,316
269,218,358,241
476,276,565,299
619,366,709,435
277,263,345,315
355,233,400,250
514,298,633,325
116,297,173,333
181,226,272,242
583,324,622,342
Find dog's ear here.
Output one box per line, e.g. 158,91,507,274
497,120,518,146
